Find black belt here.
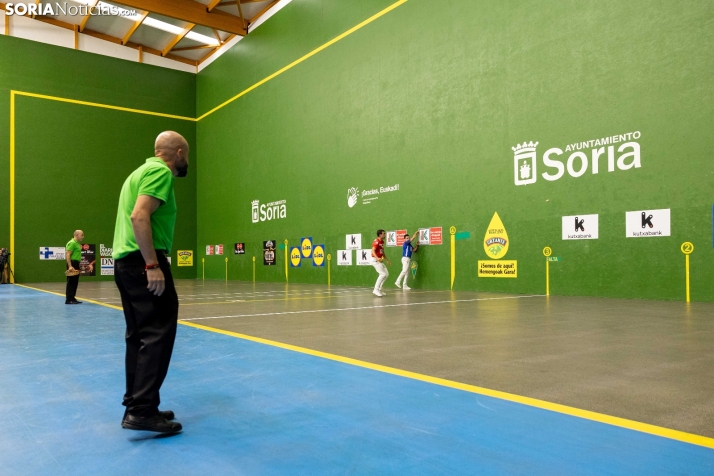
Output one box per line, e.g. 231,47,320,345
119,250,167,260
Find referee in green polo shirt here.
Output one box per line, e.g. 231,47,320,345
65,230,84,304
113,131,189,434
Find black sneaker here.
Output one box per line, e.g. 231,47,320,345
123,409,175,422
65,301,81,304
122,414,182,433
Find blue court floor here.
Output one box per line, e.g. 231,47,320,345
1,284,713,475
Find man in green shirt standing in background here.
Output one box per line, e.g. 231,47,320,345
65,230,84,304
113,131,189,434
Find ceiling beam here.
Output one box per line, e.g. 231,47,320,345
249,0,279,24
197,34,236,66
30,0,40,19
115,0,246,35
162,23,194,56
78,0,99,32
173,44,216,52
31,14,197,66
122,11,148,45
206,0,224,11
236,0,246,30
197,0,278,66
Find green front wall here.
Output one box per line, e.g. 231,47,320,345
195,0,714,301
3,1,712,299
0,35,197,282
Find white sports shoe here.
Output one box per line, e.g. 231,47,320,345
395,282,402,289
403,285,411,290
373,290,383,297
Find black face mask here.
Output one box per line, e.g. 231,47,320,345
176,163,188,178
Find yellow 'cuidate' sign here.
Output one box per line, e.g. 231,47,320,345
478,260,517,278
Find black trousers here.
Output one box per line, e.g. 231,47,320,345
114,251,178,417
65,260,80,302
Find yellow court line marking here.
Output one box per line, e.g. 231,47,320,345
181,320,714,450
14,283,714,449
14,284,123,310
196,0,409,121
9,91,15,282
12,91,197,122
8,1,407,280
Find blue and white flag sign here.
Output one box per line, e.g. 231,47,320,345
39,247,65,260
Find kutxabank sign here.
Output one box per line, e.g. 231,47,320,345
513,131,641,186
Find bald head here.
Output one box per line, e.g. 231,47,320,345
74,230,84,242
155,131,188,156
154,131,190,177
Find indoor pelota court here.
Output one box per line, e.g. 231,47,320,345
1,281,713,474
2,0,713,474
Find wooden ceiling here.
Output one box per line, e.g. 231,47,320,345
0,0,283,68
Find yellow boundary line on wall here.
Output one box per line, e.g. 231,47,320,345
7,0,408,282
13,281,714,451
195,0,409,121
12,91,197,121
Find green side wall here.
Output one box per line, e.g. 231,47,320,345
195,0,714,301
0,35,197,282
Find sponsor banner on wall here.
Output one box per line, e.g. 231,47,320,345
99,244,112,257
430,227,443,245
312,244,326,267
346,184,400,207
356,249,374,266
252,199,287,224
483,212,509,259
234,243,245,254
206,245,214,255
562,214,599,240
290,247,301,267
346,234,361,250
100,257,114,275
80,244,96,276
386,231,397,247
418,228,430,245
99,244,114,275
337,250,352,266
39,247,65,260
478,260,518,278
512,131,642,187
625,209,670,237
177,250,193,266
263,240,276,266
300,237,313,258
215,245,224,255
395,230,407,247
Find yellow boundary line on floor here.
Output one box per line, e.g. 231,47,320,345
181,320,714,450
13,283,714,450
14,283,123,310
7,0,407,282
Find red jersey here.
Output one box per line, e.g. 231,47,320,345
372,238,385,258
